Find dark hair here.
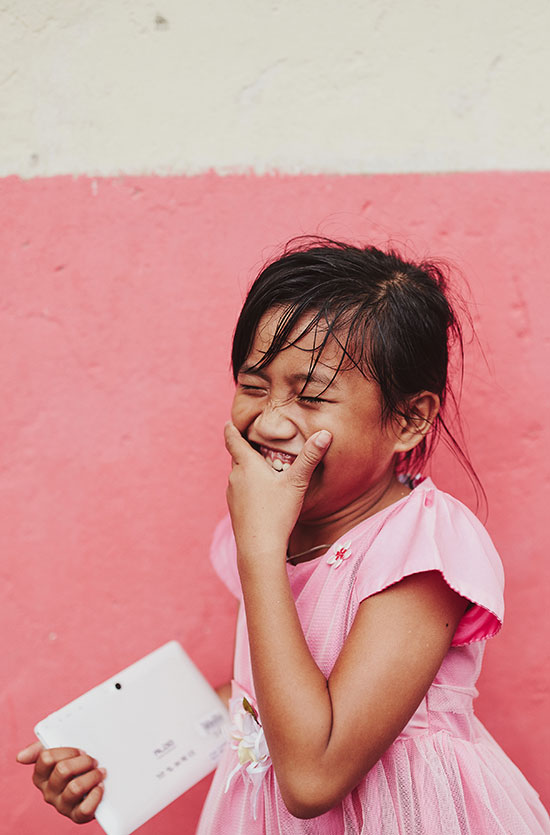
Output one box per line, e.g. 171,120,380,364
232,237,481,497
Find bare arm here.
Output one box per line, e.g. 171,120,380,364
241,559,466,818
225,422,467,818
214,596,239,708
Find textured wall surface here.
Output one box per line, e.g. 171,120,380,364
3,0,550,832
4,173,550,833
2,0,550,177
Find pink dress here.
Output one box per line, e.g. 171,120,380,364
197,478,550,834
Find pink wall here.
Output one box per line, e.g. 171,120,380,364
3,173,549,833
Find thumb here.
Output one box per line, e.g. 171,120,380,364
289,430,332,489
16,741,43,764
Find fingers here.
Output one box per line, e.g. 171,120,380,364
46,753,100,795
224,422,248,463
225,423,271,469
26,746,106,823
308,429,332,453
224,422,332,472
288,430,332,487
56,765,106,820
16,741,43,764
72,783,105,823
32,747,85,784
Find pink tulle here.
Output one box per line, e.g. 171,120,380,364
198,480,550,834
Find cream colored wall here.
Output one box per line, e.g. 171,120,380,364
2,0,550,177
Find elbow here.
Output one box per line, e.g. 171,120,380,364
286,802,332,821
279,755,378,819
280,776,341,820
284,798,332,820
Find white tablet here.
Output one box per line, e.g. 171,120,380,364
34,641,229,835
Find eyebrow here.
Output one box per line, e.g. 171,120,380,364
238,365,341,390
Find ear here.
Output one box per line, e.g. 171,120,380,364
392,392,440,454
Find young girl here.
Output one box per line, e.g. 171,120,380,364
18,239,550,834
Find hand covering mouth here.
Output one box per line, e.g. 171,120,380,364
258,445,298,472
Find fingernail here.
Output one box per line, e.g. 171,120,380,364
99,768,107,778
314,430,332,448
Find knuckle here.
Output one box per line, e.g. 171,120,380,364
288,471,307,487
67,777,84,797
54,760,72,780
39,749,55,769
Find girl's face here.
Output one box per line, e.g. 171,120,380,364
231,310,408,528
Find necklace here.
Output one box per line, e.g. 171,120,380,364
286,543,331,564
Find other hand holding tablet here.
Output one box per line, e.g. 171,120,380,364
17,642,228,835
17,741,106,824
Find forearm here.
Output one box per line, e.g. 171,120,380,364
225,423,345,814
238,553,334,797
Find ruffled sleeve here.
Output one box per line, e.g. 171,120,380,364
209,514,241,599
352,481,504,645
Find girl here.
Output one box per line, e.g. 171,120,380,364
18,239,550,834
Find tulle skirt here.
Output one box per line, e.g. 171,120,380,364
197,714,550,835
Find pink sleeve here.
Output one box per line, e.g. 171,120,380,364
353,485,504,646
209,515,241,599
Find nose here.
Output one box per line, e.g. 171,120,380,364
252,398,296,441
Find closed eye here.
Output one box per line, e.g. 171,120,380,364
297,395,328,405
239,383,266,395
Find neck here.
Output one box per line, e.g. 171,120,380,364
288,472,410,562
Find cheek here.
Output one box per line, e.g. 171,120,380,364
313,446,344,482
317,435,375,476
231,396,255,430
230,400,243,427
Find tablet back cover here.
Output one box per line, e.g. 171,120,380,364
34,641,228,835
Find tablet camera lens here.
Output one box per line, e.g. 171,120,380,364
115,682,122,690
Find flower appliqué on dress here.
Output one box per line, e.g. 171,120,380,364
224,694,271,819
327,540,352,568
